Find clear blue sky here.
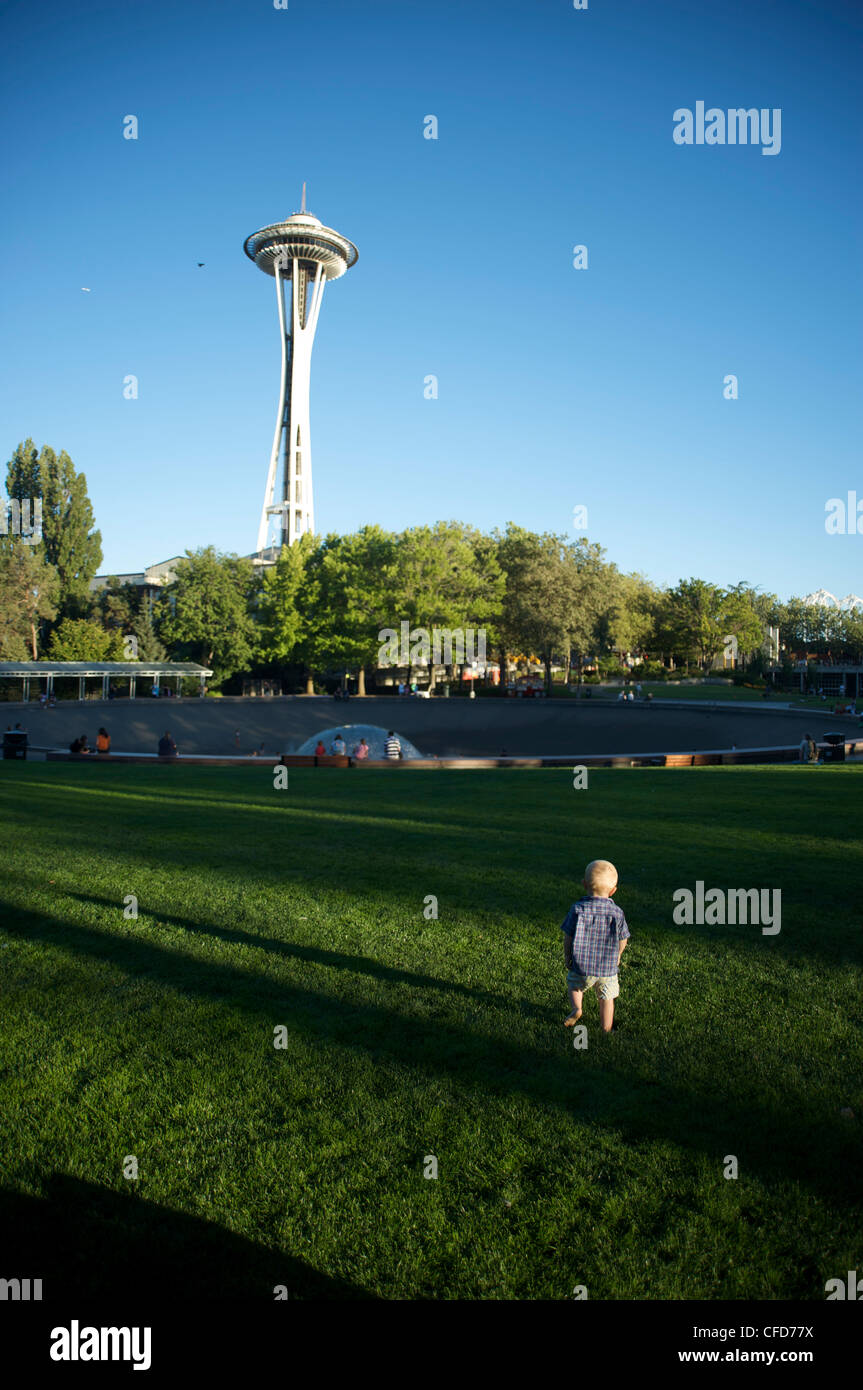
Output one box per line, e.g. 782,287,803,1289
1,0,861,600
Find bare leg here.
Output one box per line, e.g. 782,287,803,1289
599,998,615,1032
565,988,583,1026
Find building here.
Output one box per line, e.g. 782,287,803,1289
89,556,185,608
244,188,357,554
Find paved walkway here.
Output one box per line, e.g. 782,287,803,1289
5,695,856,759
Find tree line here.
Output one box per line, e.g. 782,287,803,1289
3,439,862,689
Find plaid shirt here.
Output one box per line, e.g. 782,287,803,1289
561,896,630,976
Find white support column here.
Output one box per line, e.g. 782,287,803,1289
287,257,319,546
257,265,290,555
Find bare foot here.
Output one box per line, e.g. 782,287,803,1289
564,1010,582,1027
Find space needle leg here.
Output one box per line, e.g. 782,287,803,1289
257,262,289,554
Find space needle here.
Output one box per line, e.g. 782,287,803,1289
244,188,358,553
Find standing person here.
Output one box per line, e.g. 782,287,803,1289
158,731,177,758
234,730,241,750
39,690,47,709
799,733,818,764
385,730,402,760
96,727,111,755
560,859,630,1034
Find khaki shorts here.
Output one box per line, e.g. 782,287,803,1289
567,970,619,1001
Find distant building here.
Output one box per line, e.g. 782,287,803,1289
803,589,863,613
89,556,185,607
89,550,277,604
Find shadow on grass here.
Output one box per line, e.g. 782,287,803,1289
4,902,862,1214
5,807,862,971
0,1177,377,1299
14,880,552,1023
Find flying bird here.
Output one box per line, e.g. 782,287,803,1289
197,262,205,267
81,287,91,292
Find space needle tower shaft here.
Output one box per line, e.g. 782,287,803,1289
244,187,357,552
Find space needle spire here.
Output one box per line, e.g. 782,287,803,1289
244,190,358,552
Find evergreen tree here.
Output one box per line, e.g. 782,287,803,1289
93,578,166,659
0,535,60,659
6,439,102,619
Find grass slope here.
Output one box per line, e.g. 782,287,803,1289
1,762,861,1300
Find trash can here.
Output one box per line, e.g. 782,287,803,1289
2,730,28,760
822,732,846,763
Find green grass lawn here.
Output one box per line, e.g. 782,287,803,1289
548,681,773,701
786,693,861,714
1,762,861,1300
623,682,772,702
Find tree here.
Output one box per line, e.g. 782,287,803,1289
0,536,60,659
156,547,259,684
727,583,781,629
563,539,613,690
778,599,832,661
48,617,125,661
127,601,167,661
389,522,504,688
258,532,318,688
602,572,660,659
312,527,400,694
93,578,166,660
6,439,102,619
663,579,729,671
497,526,573,694
722,585,768,668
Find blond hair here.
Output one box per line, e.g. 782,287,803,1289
585,859,618,896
